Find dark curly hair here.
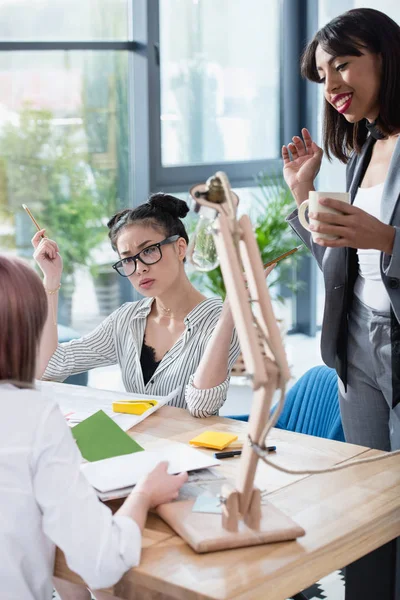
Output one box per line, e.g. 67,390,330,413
301,8,400,162
107,193,190,252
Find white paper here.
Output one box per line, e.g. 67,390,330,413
95,468,225,501
81,442,221,493
95,468,224,501
36,380,180,431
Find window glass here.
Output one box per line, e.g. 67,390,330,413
0,0,129,41
0,51,130,331
159,0,280,167
319,0,400,26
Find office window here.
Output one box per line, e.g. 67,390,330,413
158,0,280,168
0,1,314,335
0,50,130,329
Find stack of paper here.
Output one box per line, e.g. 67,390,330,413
37,380,180,431
81,441,221,501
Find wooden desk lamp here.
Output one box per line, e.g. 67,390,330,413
157,172,305,552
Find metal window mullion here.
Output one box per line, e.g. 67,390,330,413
0,41,142,51
119,0,150,304
152,159,282,194
147,0,163,195
282,0,318,336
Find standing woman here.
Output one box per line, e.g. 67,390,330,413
282,8,400,450
33,193,241,417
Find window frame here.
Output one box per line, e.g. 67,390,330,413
0,0,146,303
147,0,284,193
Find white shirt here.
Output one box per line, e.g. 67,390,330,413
0,383,141,600
353,183,391,312
44,297,240,418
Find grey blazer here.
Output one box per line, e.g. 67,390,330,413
287,135,400,388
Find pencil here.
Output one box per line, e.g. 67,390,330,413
263,245,302,269
22,204,44,235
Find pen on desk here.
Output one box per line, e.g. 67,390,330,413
22,204,45,237
214,446,276,459
263,246,302,269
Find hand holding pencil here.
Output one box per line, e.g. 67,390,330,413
24,204,63,285
22,204,45,237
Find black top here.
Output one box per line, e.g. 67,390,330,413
140,337,161,385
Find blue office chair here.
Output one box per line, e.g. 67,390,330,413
275,365,344,442
227,365,344,442
57,325,88,387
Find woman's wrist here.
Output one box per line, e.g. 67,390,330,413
291,182,315,206
130,489,153,509
380,224,396,255
43,277,61,291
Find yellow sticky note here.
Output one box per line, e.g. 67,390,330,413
112,400,157,415
189,431,238,451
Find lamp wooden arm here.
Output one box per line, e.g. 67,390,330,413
156,173,304,552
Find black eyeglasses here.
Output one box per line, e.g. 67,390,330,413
112,235,180,277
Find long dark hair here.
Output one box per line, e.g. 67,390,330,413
301,8,400,162
0,255,48,385
107,193,189,252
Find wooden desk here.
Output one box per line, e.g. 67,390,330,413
54,405,400,600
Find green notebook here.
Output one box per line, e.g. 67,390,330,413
72,410,144,462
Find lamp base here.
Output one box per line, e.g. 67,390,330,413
157,498,305,554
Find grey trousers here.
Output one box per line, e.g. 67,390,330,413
338,296,400,451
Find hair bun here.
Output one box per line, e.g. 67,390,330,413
147,193,189,219
106,208,131,230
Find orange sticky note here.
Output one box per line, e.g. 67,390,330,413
189,431,238,451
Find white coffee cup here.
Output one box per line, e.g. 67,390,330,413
298,191,350,241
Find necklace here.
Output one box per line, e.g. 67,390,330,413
157,303,172,316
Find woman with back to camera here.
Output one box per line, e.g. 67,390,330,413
0,255,187,599
282,8,400,450
32,193,241,417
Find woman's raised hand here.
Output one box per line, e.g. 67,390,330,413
32,229,63,286
282,128,323,203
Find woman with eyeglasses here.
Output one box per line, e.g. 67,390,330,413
0,255,187,598
32,193,241,417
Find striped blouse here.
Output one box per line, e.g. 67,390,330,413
43,297,241,417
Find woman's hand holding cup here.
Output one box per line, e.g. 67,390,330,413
298,192,351,244
298,194,395,252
